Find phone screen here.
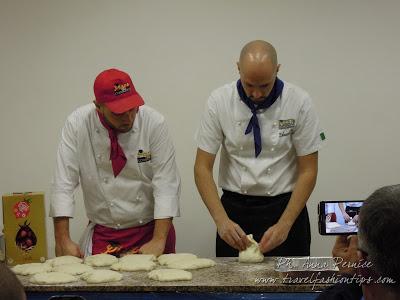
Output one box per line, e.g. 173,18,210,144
318,201,364,235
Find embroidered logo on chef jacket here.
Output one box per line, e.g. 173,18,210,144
278,119,295,137
114,82,131,96
137,149,151,163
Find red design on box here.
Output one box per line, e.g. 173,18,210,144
13,199,31,218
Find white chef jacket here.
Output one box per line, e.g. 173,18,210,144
50,104,181,230
195,80,324,196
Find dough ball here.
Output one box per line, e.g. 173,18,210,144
111,260,156,272
111,254,156,271
166,258,216,270
53,263,93,275
12,263,52,275
84,253,118,267
29,272,78,284
157,253,197,265
81,269,123,283
119,254,156,263
47,256,83,267
148,269,192,281
238,234,264,263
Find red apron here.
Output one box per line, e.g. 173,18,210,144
91,221,176,256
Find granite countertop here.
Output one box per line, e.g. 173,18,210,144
19,257,335,293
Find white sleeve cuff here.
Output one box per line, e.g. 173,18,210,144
154,196,180,219
49,191,75,218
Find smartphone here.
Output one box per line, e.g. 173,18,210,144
318,200,364,235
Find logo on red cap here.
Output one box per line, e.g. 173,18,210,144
114,83,131,96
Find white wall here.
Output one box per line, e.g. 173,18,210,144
1,0,399,258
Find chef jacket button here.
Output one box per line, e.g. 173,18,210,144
267,168,272,174
136,196,141,201
267,191,272,195
95,128,100,133
139,220,143,224
271,147,275,152
237,122,241,126
96,154,102,159
110,202,114,207
103,178,108,183
240,146,244,151
273,122,277,127
242,190,247,194
116,223,121,228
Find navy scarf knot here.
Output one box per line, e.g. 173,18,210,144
237,78,284,157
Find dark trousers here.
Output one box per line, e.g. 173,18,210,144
216,190,311,257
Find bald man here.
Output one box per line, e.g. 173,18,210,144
194,40,325,257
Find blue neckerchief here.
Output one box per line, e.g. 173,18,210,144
237,78,284,157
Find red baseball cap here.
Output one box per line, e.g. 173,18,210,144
94,68,144,114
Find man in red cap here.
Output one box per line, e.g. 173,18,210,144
50,68,181,258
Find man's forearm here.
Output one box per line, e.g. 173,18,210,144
279,170,317,228
53,216,82,257
194,165,227,225
152,218,172,242
53,217,72,243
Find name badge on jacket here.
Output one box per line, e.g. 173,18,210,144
137,150,151,163
279,119,296,137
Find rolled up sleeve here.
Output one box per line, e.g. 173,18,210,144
49,117,80,218
149,118,181,219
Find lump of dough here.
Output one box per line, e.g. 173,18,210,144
81,269,123,283
53,263,93,275
111,254,156,271
29,272,78,284
47,256,83,267
111,260,156,271
166,258,216,270
84,253,118,267
12,263,52,275
238,234,264,263
119,254,156,263
148,269,192,281
158,253,197,265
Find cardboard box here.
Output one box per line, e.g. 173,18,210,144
2,192,47,265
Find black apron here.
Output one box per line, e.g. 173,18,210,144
216,190,311,257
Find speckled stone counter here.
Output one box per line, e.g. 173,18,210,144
19,257,334,293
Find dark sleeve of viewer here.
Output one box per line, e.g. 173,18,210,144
0,263,26,300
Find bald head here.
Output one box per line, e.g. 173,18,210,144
237,40,280,102
239,40,278,67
